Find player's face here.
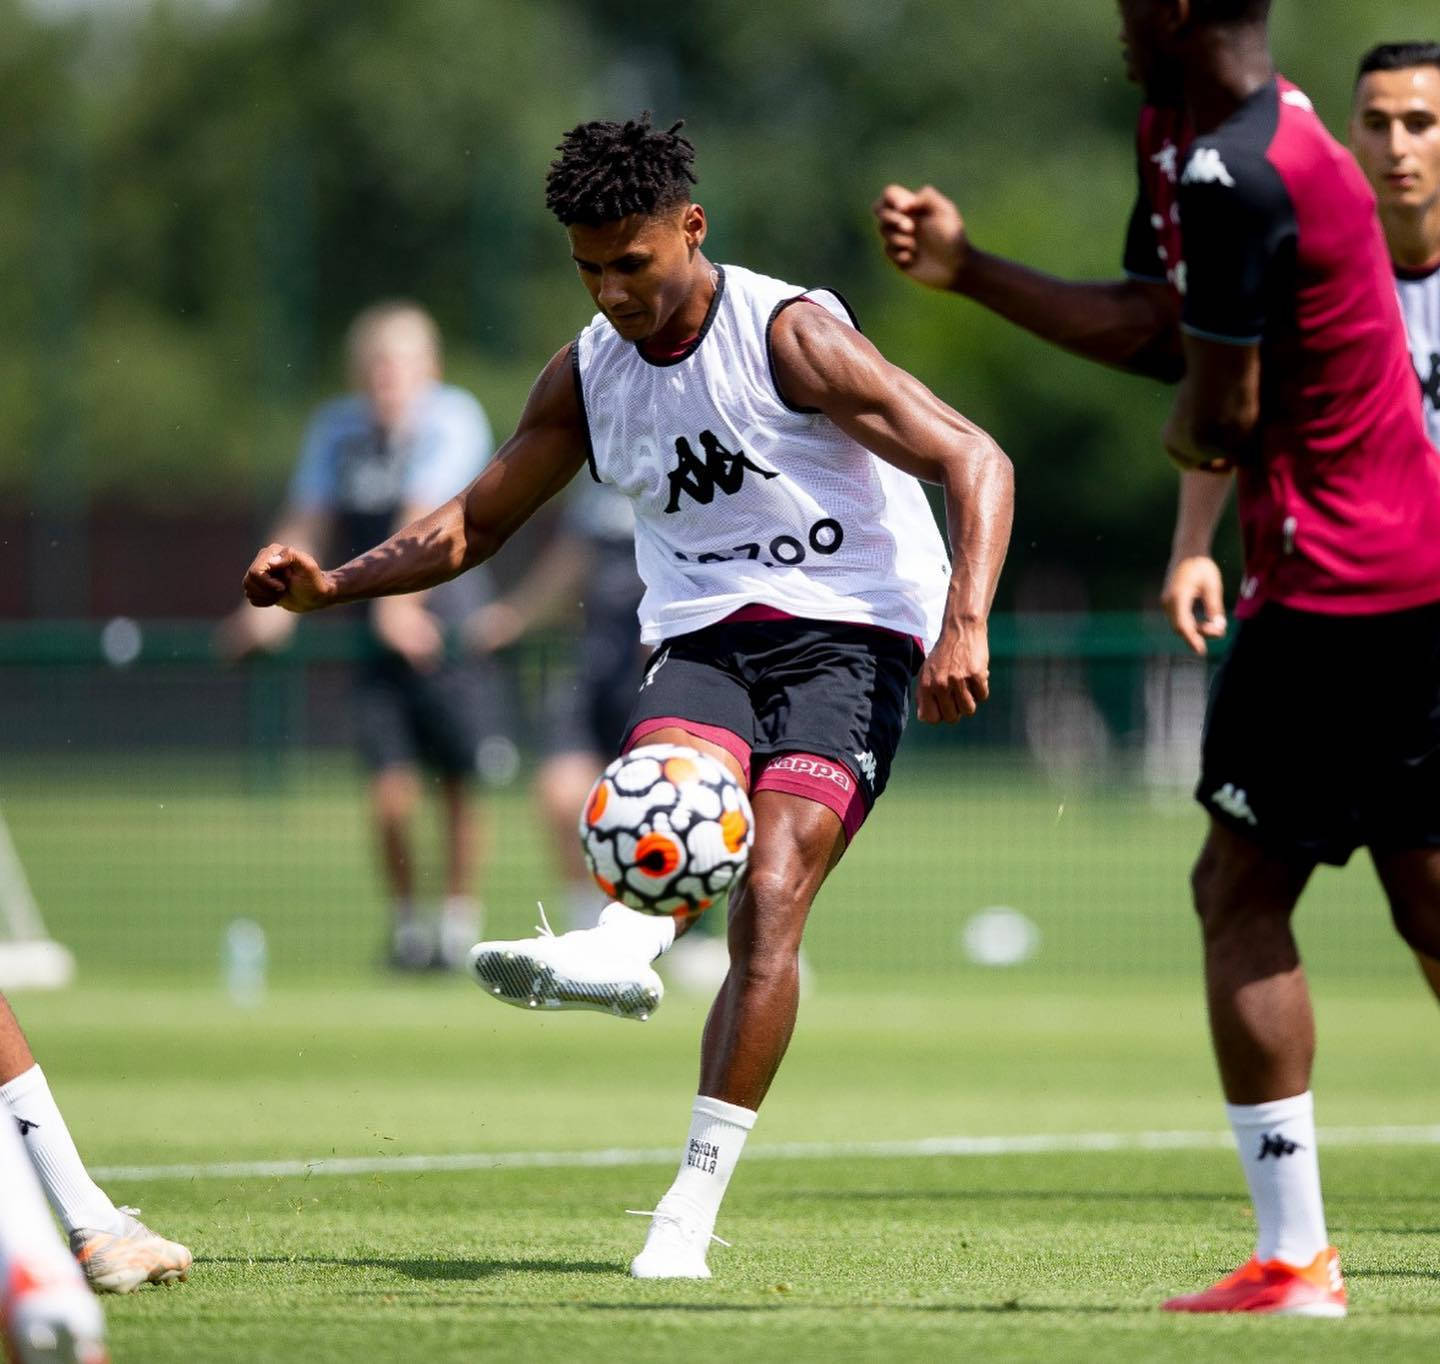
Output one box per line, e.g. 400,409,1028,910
1117,0,1183,105
356,319,439,431
1351,67,1440,215
568,204,707,343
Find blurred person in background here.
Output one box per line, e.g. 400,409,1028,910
877,0,1440,1317
218,302,510,971
1349,42,1440,452
1,993,190,1298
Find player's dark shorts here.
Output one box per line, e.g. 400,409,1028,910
1197,600,1440,865
353,654,512,780
621,617,923,843
539,610,646,761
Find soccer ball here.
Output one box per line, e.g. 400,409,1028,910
578,744,754,917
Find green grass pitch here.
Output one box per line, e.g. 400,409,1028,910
5,757,1439,1358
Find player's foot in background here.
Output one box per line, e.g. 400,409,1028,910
1161,1246,1346,1316
467,906,663,1021
628,1198,720,1279
387,917,434,972
434,896,483,972
70,1209,192,1295
1,1260,108,1363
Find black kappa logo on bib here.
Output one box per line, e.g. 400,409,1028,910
664,430,778,513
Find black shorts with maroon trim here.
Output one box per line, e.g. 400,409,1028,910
1197,600,1440,865
620,616,922,842
354,654,511,779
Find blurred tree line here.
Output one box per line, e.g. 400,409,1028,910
0,0,1425,609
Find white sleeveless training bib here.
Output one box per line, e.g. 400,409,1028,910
572,264,951,651
1396,266,1440,452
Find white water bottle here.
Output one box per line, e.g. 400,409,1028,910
224,918,268,1008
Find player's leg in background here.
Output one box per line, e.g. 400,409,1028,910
435,772,484,969
0,1104,106,1364
0,995,191,1294
371,765,430,968
1371,847,1440,1007
631,785,845,1279
534,750,608,929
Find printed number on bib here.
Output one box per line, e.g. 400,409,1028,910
674,517,846,568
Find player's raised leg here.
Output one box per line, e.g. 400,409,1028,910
0,1110,107,1364
1161,821,1345,1317
630,788,843,1279
465,726,743,1021
0,996,191,1295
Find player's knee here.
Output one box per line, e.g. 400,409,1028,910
1189,844,1250,937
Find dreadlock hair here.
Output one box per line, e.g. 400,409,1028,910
545,114,698,228
1357,41,1440,85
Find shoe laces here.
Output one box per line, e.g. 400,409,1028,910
625,1208,731,1249
534,901,555,938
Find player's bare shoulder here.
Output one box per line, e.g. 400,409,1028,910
767,294,882,412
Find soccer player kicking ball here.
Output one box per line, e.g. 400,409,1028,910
876,0,1440,1319
244,115,1014,1279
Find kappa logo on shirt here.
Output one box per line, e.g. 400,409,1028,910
663,430,778,513
1182,147,1236,188
1418,353,1440,412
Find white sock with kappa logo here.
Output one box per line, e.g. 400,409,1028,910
0,1065,124,1237
654,1095,757,1242
1226,1090,1328,1265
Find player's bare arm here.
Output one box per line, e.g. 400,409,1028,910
872,184,1183,380
769,301,1014,725
1162,332,1261,471
243,346,588,613
1161,470,1232,655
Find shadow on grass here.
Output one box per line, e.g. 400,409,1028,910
200,1255,619,1281
579,1301,1130,1316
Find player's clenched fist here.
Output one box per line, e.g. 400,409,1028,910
916,620,990,724
242,544,333,613
872,184,970,291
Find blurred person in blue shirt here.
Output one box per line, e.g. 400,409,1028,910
219,302,512,970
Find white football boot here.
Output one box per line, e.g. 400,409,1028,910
1,1260,108,1364
627,1199,726,1279
467,905,663,1022
70,1209,191,1294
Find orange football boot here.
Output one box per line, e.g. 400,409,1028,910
1162,1246,1347,1316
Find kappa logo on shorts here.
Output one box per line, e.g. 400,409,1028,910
769,755,854,793
1211,782,1259,827
853,750,877,787
641,648,669,689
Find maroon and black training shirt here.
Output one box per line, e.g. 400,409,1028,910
1126,76,1440,619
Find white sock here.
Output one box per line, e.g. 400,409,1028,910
655,1095,756,1239
1226,1091,1328,1264
0,1066,123,1236
595,901,676,960
566,879,607,932
0,1107,79,1278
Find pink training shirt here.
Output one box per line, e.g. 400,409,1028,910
1127,77,1440,618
